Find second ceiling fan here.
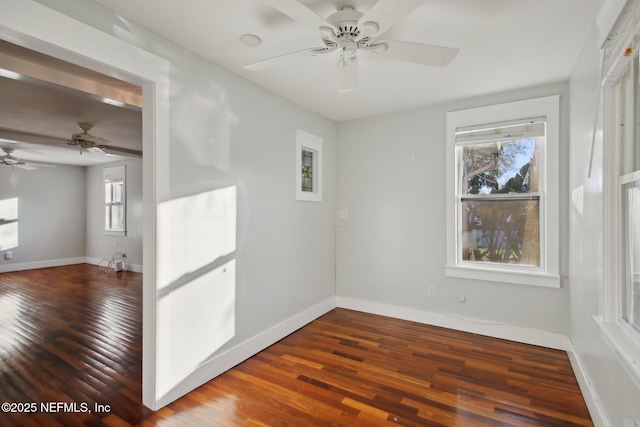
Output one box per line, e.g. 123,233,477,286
244,0,459,92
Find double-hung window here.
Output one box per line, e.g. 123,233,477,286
446,96,560,287
104,165,126,236
597,1,640,379
614,39,640,339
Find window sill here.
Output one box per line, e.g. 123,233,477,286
445,264,561,288
104,230,126,236
595,316,640,391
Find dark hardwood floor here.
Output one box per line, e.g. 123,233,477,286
0,264,593,426
0,264,149,426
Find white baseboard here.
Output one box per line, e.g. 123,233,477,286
0,257,142,273
156,296,582,409
567,348,610,427
154,296,336,409
0,257,86,273
336,296,572,351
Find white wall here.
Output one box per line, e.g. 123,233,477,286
568,23,640,426
0,164,86,271
29,0,338,407
337,82,571,334
86,159,143,270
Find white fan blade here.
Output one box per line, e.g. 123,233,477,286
358,0,426,36
243,47,328,71
266,0,337,32
106,146,143,157
14,164,37,171
337,58,358,93
86,146,106,156
373,40,459,67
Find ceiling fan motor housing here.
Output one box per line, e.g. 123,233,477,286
328,8,364,39
323,7,382,66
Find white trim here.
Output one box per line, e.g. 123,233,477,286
154,297,336,409
598,0,632,48
620,169,640,185
445,95,560,287
336,296,572,350
0,0,171,410
0,257,86,273
0,257,144,274
445,264,561,288
567,346,612,427
295,129,323,202
595,316,640,391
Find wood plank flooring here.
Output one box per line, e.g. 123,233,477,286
0,264,593,426
0,264,150,426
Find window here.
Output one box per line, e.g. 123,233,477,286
621,175,640,334
301,149,314,192
295,129,323,202
446,96,560,287
104,165,126,235
597,0,640,386
603,47,640,338
0,197,18,251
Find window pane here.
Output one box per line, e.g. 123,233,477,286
622,180,640,333
111,205,125,231
113,181,124,202
461,138,538,195
461,198,540,266
105,182,113,203
0,198,19,251
302,149,313,192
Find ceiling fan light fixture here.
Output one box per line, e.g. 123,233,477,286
338,44,358,67
336,56,358,93
239,34,262,48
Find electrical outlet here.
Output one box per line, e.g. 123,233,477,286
4,251,12,260
428,286,436,298
458,292,466,303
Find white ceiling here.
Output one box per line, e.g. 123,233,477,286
0,0,604,168
0,40,142,167
94,0,603,122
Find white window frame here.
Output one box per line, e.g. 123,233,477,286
295,129,323,202
598,3,640,386
445,96,560,288
104,165,126,236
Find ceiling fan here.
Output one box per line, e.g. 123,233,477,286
0,147,55,170
243,0,459,92
67,123,108,155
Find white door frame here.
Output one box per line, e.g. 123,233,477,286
0,0,171,410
